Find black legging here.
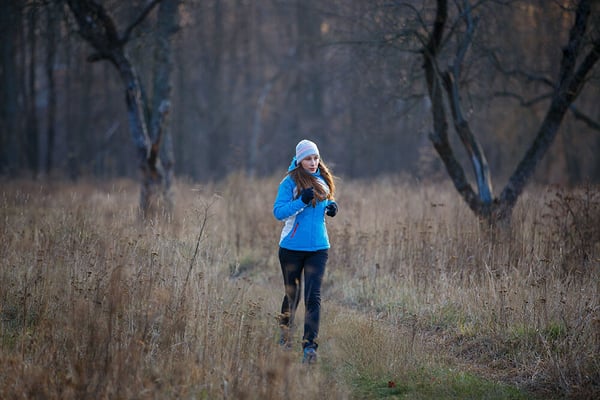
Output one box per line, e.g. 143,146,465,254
278,247,328,349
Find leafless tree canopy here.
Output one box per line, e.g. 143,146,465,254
1,0,599,189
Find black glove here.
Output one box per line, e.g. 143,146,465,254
325,202,338,217
300,187,315,204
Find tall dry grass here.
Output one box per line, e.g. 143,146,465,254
0,175,598,399
330,178,599,397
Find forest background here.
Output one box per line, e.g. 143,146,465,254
1,0,598,184
1,1,599,399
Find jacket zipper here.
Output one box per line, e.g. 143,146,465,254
290,222,299,238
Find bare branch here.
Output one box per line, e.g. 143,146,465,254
565,39,600,102
493,91,553,107
121,0,162,44
570,105,600,131
557,0,590,86
421,0,484,215
498,0,599,217
444,70,493,204
450,0,477,83
66,0,121,58
493,33,600,129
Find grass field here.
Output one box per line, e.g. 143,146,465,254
1,175,598,399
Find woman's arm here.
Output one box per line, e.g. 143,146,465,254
273,177,306,220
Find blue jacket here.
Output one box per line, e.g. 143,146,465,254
273,159,334,251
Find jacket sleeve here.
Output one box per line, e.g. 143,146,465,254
273,177,306,220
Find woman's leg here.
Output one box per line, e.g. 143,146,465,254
302,249,328,349
278,247,304,328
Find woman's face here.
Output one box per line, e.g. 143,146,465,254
300,154,319,174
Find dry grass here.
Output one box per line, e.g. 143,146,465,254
0,175,598,399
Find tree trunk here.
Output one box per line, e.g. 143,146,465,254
423,0,484,217
65,22,79,181
26,5,39,177
248,81,273,177
0,0,21,175
66,0,176,218
149,0,180,215
296,0,323,119
111,53,155,211
206,0,228,179
442,70,493,210
422,0,599,223
45,2,57,176
496,0,599,220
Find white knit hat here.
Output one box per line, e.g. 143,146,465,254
295,139,320,164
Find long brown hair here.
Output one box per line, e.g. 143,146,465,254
289,159,336,204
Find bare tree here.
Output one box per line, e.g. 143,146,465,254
5,0,598,184
65,0,179,217
45,2,58,176
421,0,600,222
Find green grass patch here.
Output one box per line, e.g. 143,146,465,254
347,367,533,400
